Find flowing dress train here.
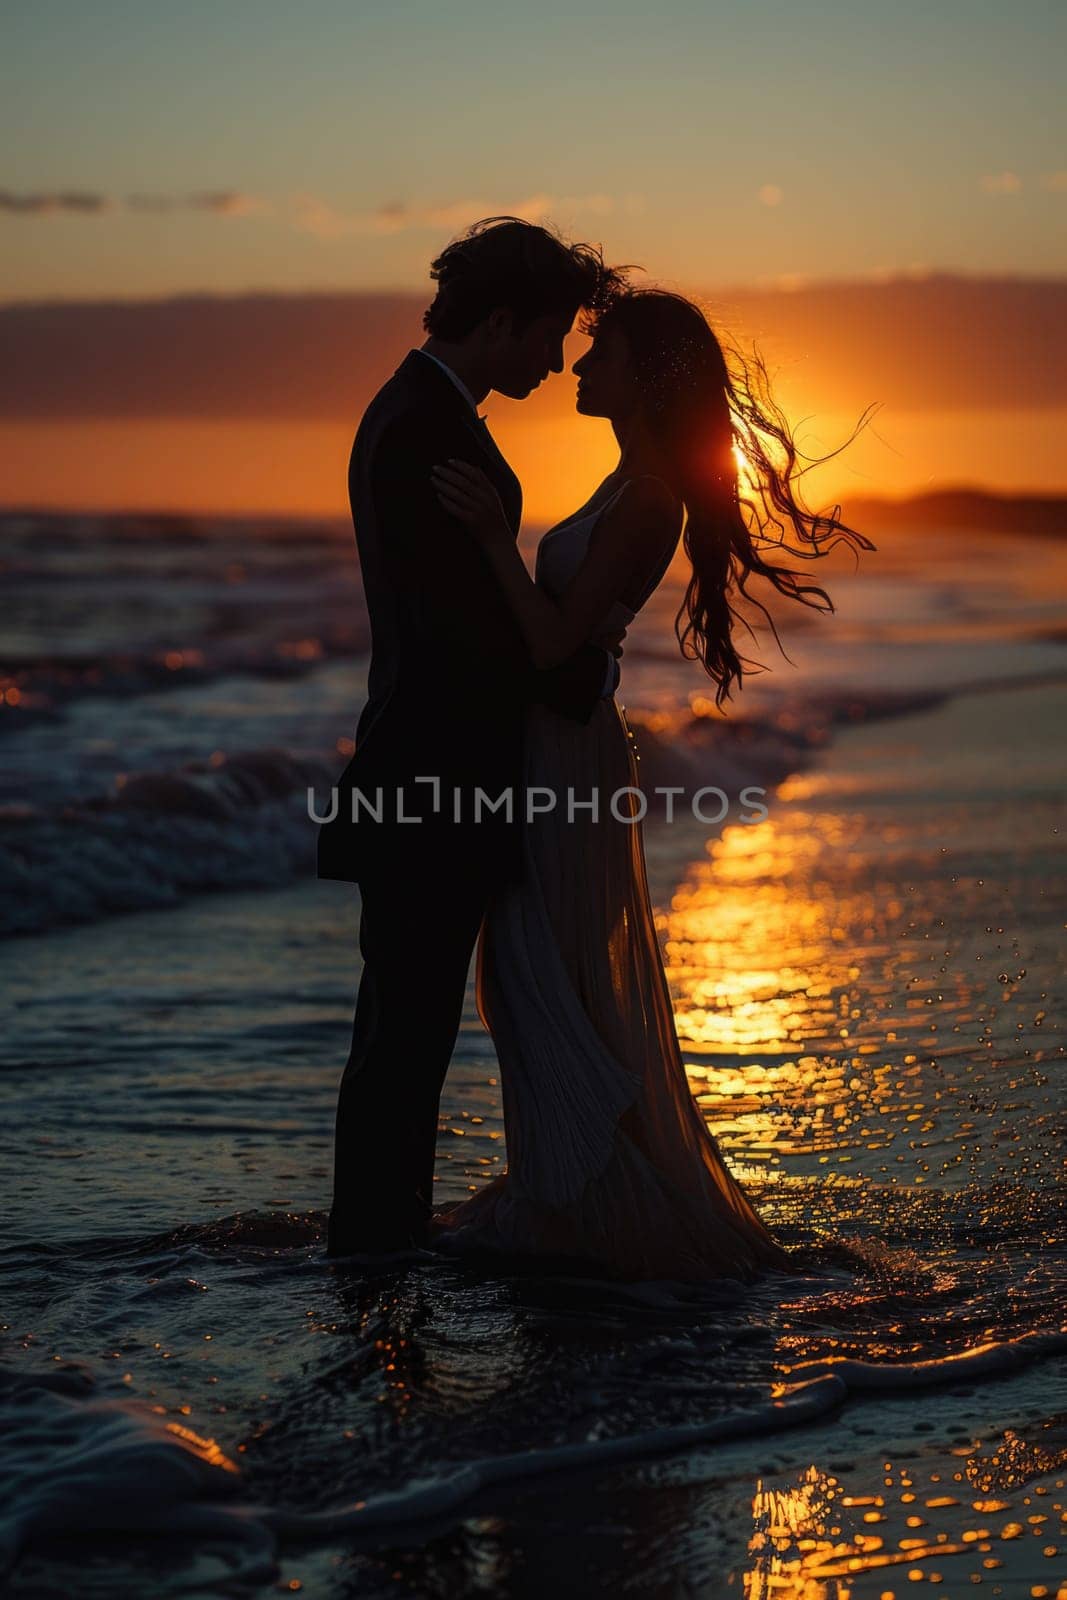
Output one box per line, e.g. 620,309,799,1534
433,488,792,1282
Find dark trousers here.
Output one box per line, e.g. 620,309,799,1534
327,854,490,1256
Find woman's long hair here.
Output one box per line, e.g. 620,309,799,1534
584,288,878,708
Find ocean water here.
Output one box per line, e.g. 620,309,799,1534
1,508,1065,1596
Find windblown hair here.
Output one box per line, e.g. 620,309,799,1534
423,216,620,340
583,288,878,708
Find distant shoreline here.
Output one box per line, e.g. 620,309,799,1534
837,485,1066,537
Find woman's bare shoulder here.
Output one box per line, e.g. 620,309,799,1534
601,474,683,541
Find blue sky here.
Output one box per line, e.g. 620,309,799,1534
2,0,1064,298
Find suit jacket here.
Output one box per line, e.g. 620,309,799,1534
316,350,610,888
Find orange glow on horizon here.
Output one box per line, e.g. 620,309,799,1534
0,404,1064,523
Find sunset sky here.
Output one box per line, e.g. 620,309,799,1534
2,0,1064,517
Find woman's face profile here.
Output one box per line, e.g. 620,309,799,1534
573,325,637,421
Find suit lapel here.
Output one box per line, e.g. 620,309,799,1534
460,412,523,535
397,351,523,537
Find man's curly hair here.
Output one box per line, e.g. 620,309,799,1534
423,216,624,339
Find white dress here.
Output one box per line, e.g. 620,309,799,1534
432,486,792,1282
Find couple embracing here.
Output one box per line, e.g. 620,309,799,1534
317,216,868,1281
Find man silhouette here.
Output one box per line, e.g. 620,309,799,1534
317,218,620,1257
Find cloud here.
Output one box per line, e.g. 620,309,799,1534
0,184,626,238
125,194,178,213
3,275,1064,424
978,169,1067,195
186,191,271,216
981,169,1067,195
291,192,617,239
0,190,113,214
290,195,401,239
1,188,269,218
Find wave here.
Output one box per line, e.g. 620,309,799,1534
624,684,948,805
0,686,956,940
0,510,367,728
0,620,369,733
0,508,353,550
0,746,334,937
3,1323,1065,1582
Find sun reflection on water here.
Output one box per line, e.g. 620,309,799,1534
743,1451,1067,1597
662,817,861,1062
645,778,1062,1379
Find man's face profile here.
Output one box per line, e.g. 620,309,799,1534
492,309,574,399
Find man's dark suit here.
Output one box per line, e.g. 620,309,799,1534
317,350,610,1254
